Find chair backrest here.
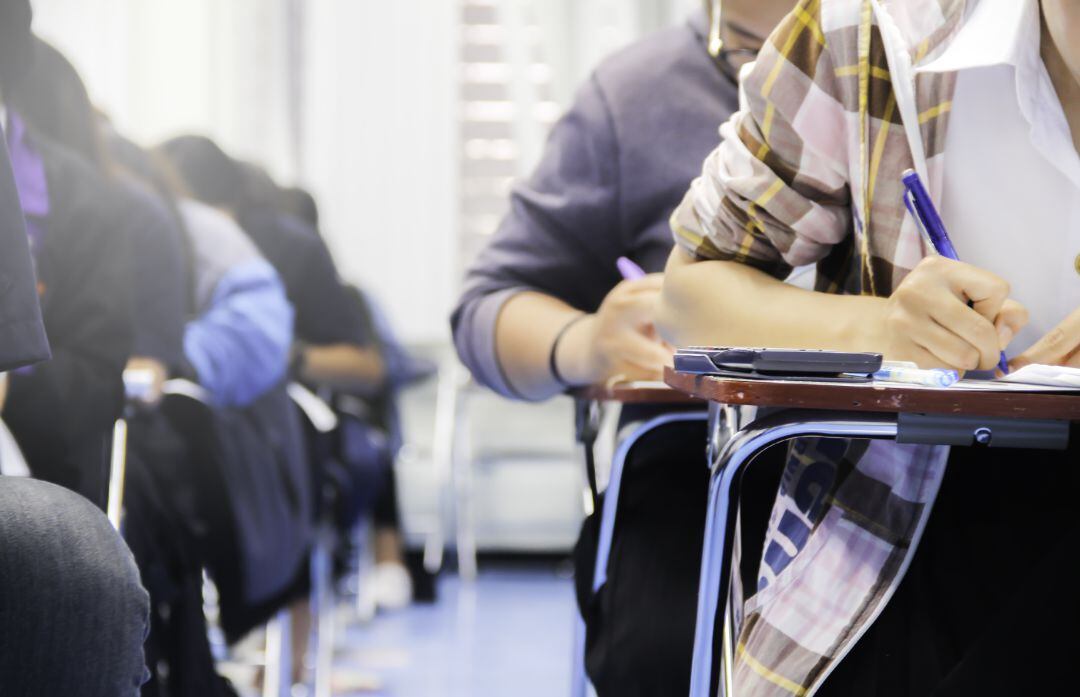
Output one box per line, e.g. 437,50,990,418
157,379,314,642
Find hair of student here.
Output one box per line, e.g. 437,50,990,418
109,131,192,201
6,37,110,171
106,132,199,312
277,186,320,229
236,160,282,212
156,135,250,211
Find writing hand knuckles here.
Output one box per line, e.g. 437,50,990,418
1042,326,1069,353
885,309,916,336
991,277,1011,299
938,345,974,371
919,255,945,272
966,316,996,346
895,283,935,312
1008,303,1030,327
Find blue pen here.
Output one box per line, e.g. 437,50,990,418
874,365,960,388
616,256,647,281
901,169,1010,375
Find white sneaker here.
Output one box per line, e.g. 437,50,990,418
373,562,413,611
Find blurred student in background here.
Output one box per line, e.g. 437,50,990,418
113,139,299,697
161,136,420,608
276,179,436,606
14,37,190,407
452,1,795,693
0,35,137,508
0,2,149,693
3,24,306,694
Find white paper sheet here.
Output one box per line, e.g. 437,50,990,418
997,364,1080,389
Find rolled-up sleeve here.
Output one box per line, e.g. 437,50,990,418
184,259,293,408
670,3,852,279
451,75,620,398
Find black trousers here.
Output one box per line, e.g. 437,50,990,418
818,443,1080,696
574,417,785,697
0,477,150,697
124,411,239,697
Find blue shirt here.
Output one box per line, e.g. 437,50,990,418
179,199,293,408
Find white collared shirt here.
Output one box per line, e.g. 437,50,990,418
918,0,1080,351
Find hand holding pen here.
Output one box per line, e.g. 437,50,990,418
887,171,1028,375
552,257,671,386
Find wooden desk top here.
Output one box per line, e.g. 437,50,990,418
574,380,705,405
664,367,1080,421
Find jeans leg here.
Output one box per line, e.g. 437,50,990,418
0,477,150,697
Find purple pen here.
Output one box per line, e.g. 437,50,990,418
901,170,1010,375
616,256,647,281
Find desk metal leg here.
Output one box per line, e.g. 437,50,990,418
263,608,293,697
426,363,467,575
689,410,899,697
311,524,336,697
571,614,589,697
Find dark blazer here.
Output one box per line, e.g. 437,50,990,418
2,137,134,504
123,178,187,369
238,207,367,346
0,132,49,371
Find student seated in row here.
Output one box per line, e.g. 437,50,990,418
0,52,136,508
278,182,432,608
451,1,794,694
159,136,421,609
5,29,306,695
0,7,148,691
660,0,1078,693
15,37,190,411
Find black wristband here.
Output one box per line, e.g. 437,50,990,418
549,313,589,388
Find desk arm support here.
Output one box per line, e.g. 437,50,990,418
575,398,603,506
898,413,1069,450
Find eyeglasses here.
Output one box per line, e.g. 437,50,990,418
707,0,762,83
715,47,758,82
707,0,725,57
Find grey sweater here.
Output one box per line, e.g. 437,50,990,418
451,11,739,397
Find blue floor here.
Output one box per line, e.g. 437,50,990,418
334,563,579,696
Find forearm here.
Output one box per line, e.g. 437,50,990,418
494,291,594,401
0,372,7,412
658,249,886,352
300,343,386,392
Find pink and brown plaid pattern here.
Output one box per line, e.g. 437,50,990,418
672,0,973,693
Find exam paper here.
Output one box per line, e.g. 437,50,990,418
997,364,1080,389
943,364,1080,392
